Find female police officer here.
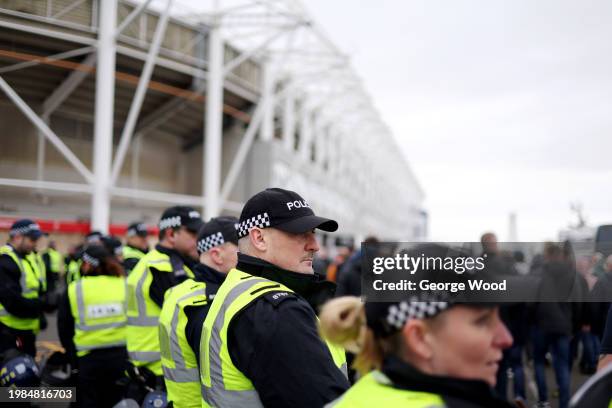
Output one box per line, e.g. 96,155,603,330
57,244,127,408
319,244,516,408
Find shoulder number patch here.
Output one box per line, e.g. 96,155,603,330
262,291,296,307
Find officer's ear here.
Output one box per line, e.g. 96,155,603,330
249,228,267,252
402,319,435,361
161,227,177,246
209,247,223,266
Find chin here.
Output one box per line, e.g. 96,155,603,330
297,265,314,274
483,374,496,387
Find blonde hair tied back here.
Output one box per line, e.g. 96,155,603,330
319,296,366,354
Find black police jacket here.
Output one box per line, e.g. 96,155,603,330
0,246,42,319
183,263,224,363
381,356,516,408
185,253,349,408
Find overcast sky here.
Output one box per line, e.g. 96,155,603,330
178,0,612,241
300,0,612,241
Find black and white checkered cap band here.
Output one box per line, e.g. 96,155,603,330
386,298,450,330
127,225,147,236
159,216,181,230
9,224,40,237
197,232,225,254
82,253,100,268
237,213,271,238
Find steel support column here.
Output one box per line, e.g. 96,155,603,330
282,84,295,151
36,115,47,182
260,59,275,142
220,103,265,206
315,123,327,168
299,101,312,161
203,14,224,219
91,0,117,233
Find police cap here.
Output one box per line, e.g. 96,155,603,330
237,188,338,238
196,216,239,254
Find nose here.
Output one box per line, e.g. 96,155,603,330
305,232,320,253
494,320,513,350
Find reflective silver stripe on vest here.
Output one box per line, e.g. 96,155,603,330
163,365,200,383
163,289,206,383
129,350,161,362
128,261,164,327
76,340,126,351
75,322,126,331
0,310,8,316
339,363,348,379
201,277,268,407
74,280,126,332
75,280,87,327
127,316,158,326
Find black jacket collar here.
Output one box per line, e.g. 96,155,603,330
155,244,197,269
381,356,515,408
193,263,226,286
236,253,336,311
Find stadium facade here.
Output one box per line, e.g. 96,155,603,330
0,0,426,245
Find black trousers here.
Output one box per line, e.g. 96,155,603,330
77,347,128,408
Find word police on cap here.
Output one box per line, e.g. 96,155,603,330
286,200,311,211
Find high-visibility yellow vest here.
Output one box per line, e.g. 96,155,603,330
199,268,347,407
159,279,207,408
66,259,81,284
27,251,46,294
45,248,64,274
326,371,446,408
68,275,127,357
123,246,146,263
126,249,194,376
0,245,41,332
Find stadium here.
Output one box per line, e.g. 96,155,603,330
0,0,426,247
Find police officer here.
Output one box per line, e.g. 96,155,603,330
123,222,150,274
42,240,64,295
159,216,239,408
57,244,128,408
319,244,515,408
101,235,124,261
65,231,103,285
126,206,203,385
0,219,44,357
199,188,349,408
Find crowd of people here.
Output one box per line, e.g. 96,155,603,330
0,187,611,407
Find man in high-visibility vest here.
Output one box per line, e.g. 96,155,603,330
126,206,203,388
123,222,150,275
199,188,349,408
42,240,64,295
159,216,239,408
0,219,44,357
